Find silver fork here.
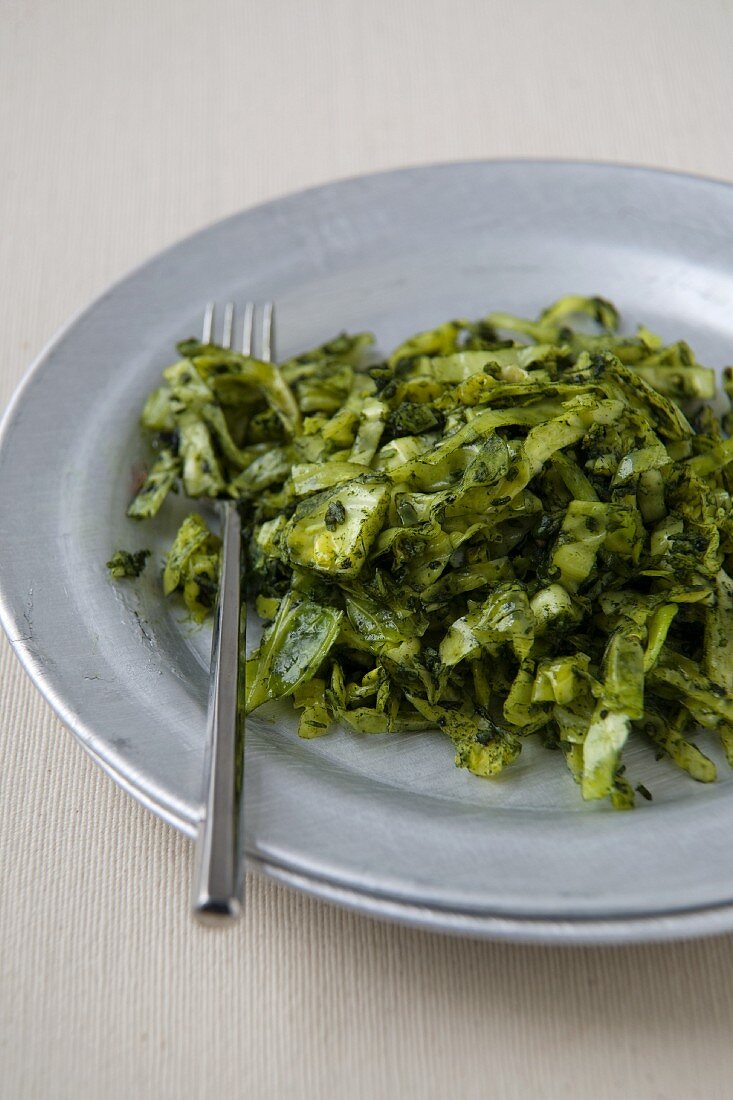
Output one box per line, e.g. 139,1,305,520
191,300,274,924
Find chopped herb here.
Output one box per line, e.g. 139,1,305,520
386,401,443,438
325,500,347,530
106,549,151,579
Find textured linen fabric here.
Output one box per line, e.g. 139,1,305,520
3,2,733,1097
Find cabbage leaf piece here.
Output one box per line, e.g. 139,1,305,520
245,592,342,712
283,477,390,578
162,513,222,622
582,631,645,801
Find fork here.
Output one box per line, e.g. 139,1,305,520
191,300,274,924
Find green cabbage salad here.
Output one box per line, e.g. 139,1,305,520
123,295,733,809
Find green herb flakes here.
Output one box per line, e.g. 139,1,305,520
107,549,151,579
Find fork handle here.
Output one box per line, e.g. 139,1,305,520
192,501,245,923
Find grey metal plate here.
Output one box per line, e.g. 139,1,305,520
2,160,733,944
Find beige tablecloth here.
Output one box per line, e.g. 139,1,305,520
3,2,733,1097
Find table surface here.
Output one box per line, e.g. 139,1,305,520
3,2,733,1097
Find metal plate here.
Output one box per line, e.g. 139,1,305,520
3,160,733,944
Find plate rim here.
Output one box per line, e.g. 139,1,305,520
4,157,733,944
38,730,733,945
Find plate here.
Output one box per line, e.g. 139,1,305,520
3,160,733,944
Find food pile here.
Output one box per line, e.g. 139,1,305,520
124,297,733,808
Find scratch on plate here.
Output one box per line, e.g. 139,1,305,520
133,609,154,646
22,586,34,638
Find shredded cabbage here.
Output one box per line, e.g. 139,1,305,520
125,296,733,808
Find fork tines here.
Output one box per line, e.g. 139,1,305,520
201,301,275,360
